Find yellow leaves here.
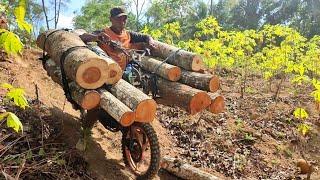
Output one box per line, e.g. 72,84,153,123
195,16,221,38
0,30,23,55
14,0,32,33
1,83,29,109
311,79,320,103
297,123,311,136
0,112,23,133
293,108,309,120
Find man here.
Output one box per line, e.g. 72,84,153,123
80,7,154,70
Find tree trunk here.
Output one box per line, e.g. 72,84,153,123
161,156,219,180
151,40,204,72
207,92,225,114
45,59,101,110
157,78,211,115
109,79,157,122
180,70,220,92
37,29,122,89
41,0,50,30
140,56,181,81
99,89,135,127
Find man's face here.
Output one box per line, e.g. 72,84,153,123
110,15,127,31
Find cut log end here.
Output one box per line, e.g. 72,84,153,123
135,99,157,122
191,55,204,72
81,91,101,110
209,76,220,92
209,96,225,114
120,112,136,127
189,92,211,115
105,63,122,85
82,67,101,84
167,67,182,81
76,58,108,89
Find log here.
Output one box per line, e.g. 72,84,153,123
151,40,204,72
36,29,122,89
99,89,135,127
45,59,101,110
207,92,225,114
109,79,157,122
140,56,181,81
157,78,211,115
161,156,219,180
180,70,220,92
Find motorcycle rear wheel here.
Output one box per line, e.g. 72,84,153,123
121,122,160,180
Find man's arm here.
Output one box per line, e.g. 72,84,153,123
80,30,110,44
79,33,99,43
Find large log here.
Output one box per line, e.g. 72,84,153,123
180,70,220,92
37,29,122,89
161,156,219,180
109,79,157,122
45,59,100,110
207,92,225,114
151,40,204,72
140,56,181,81
99,89,135,127
157,78,211,115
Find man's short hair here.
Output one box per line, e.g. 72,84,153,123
110,7,127,18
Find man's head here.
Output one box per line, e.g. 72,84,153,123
110,7,127,33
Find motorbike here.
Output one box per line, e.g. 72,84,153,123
80,41,161,180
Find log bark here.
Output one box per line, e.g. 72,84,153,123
45,59,101,110
161,156,219,180
140,56,181,81
157,78,211,115
207,92,225,114
151,40,204,72
37,29,122,89
109,79,157,122
180,70,220,92
99,89,135,127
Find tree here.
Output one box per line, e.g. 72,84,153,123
73,0,124,32
40,0,69,30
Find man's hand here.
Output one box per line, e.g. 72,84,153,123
97,32,111,44
147,37,156,50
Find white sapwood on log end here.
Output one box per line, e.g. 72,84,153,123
191,55,204,72
75,57,109,89
105,62,122,84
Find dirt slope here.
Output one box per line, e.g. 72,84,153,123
0,49,184,179
1,48,319,179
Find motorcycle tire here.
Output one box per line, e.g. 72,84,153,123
121,122,160,180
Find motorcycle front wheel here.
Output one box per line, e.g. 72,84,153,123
121,122,160,179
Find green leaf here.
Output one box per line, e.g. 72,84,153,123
0,31,23,55
293,108,309,120
5,87,29,109
38,148,45,156
56,159,66,165
6,112,23,132
26,150,33,159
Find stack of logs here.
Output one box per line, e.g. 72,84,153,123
36,30,225,127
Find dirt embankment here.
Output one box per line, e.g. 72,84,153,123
1,49,320,179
